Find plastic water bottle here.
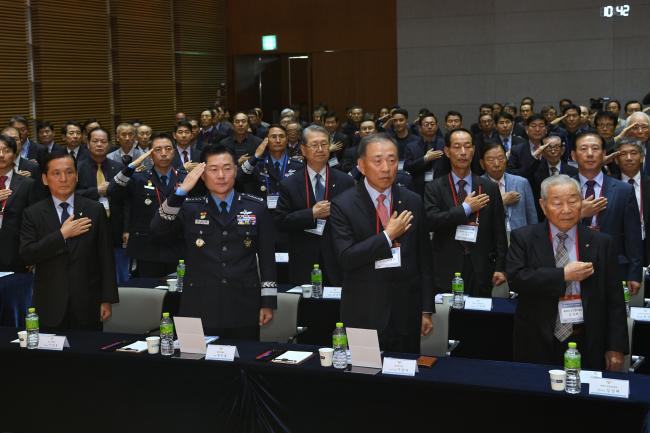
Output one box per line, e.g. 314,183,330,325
332,322,348,369
564,341,581,394
452,272,465,309
160,312,175,356
176,260,185,293
623,281,630,317
25,307,39,349
311,264,323,299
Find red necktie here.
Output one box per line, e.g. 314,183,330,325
377,193,389,227
0,175,7,211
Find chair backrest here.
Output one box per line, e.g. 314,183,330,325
103,287,166,334
260,293,300,343
420,302,450,356
630,267,647,308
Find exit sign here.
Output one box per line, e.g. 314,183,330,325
262,35,277,51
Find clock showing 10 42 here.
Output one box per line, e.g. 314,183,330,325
601,4,631,17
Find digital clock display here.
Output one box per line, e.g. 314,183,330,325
601,4,631,17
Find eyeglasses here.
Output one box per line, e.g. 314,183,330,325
633,125,649,131
0,147,14,155
304,143,327,150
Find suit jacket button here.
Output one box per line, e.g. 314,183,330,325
221,278,227,284
222,245,227,251
222,230,228,236
222,262,226,267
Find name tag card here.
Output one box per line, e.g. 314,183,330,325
99,197,110,210
398,161,405,171
382,357,418,377
266,195,279,209
464,297,492,311
275,252,289,263
375,247,401,269
424,171,434,182
322,286,342,299
455,225,478,243
589,378,629,399
630,307,650,322
558,298,584,324
205,345,239,362
38,335,70,351
304,219,326,236
328,156,339,167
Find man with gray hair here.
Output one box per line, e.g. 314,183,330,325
108,123,143,167
275,124,355,286
615,139,650,261
616,111,650,172
507,174,628,371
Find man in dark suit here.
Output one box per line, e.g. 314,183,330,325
404,112,449,196
76,127,128,283
9,116,41,161
495,112,526,157
61,120,91,164
388,108,420,162
323,111,351,169
615,139,650,262
573,132,643,295
219,112,262,166
110,133,186,278
330,133,434,353
0,135,37,272
1,126,41,182
35,120,63,160
506,114,548,179
276,125,355,286
506,175,628,370
424,128,508,297
150,145,277,340
19,151,118,330
172,119,200,171
531,134,578,219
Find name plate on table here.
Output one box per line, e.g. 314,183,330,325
382,357,418,377
630,307,650,322
38,335,69,351
589,378,629,399
275,252,289,263
580,370,602,384
464,297,492,311
205,345,239,362
322,286,342,299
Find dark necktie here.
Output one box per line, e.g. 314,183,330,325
457,179,468,203
69,149,76,161
160,175,168,187
628,178,635,186
183,150,189,164
550,166,558,176
503,137,510,151
122,154,133,166
220,201,228,215
59,202,70,225
314,173,325,202
582,180,596,226
274,161,281,176
0,175,7,211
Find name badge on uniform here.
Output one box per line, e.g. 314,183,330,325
194,219,209,225
559,297,584,324
375,247,401,269
328,156,339,167
144,181,155,190
304,219,326,236
424,171,434,182
266,194,279,209
455,224,478,243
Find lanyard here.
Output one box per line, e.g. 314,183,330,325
375,193,393,234
265,153,288,194
304,166,330,208
448,174,482,223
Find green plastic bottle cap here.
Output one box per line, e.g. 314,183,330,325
568,342,577,349
336,322,344,328
179,260,185,264
162,312,170,318
454,272,461,277
28,307,35,313
314,264,320,269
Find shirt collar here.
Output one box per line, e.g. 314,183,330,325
549,160,561,170
1,168,14,184
621,171,641,184
270,152,287,165
451,170,472,186
549,222,577,244
154,167,172,180
364,177,391,204
52,194,75,211
488,174,504,186
210,189,235,210
578,171,604,187
307,164,327,182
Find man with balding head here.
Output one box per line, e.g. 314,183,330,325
507,175,628,371
330,133,434,353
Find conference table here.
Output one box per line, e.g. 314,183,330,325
1,326,650,433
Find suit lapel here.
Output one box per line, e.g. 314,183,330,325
42,197,63,233
535,223,556,268
577,225,595,313
599,176,615,228
354,182,380,230
5,174,26,210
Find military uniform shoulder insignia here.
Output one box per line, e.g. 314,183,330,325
241,193,264,203
290,155,304,162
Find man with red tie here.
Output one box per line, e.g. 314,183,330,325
329,133,433,353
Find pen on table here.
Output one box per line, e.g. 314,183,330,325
256,350,273,360
101,340,126,351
